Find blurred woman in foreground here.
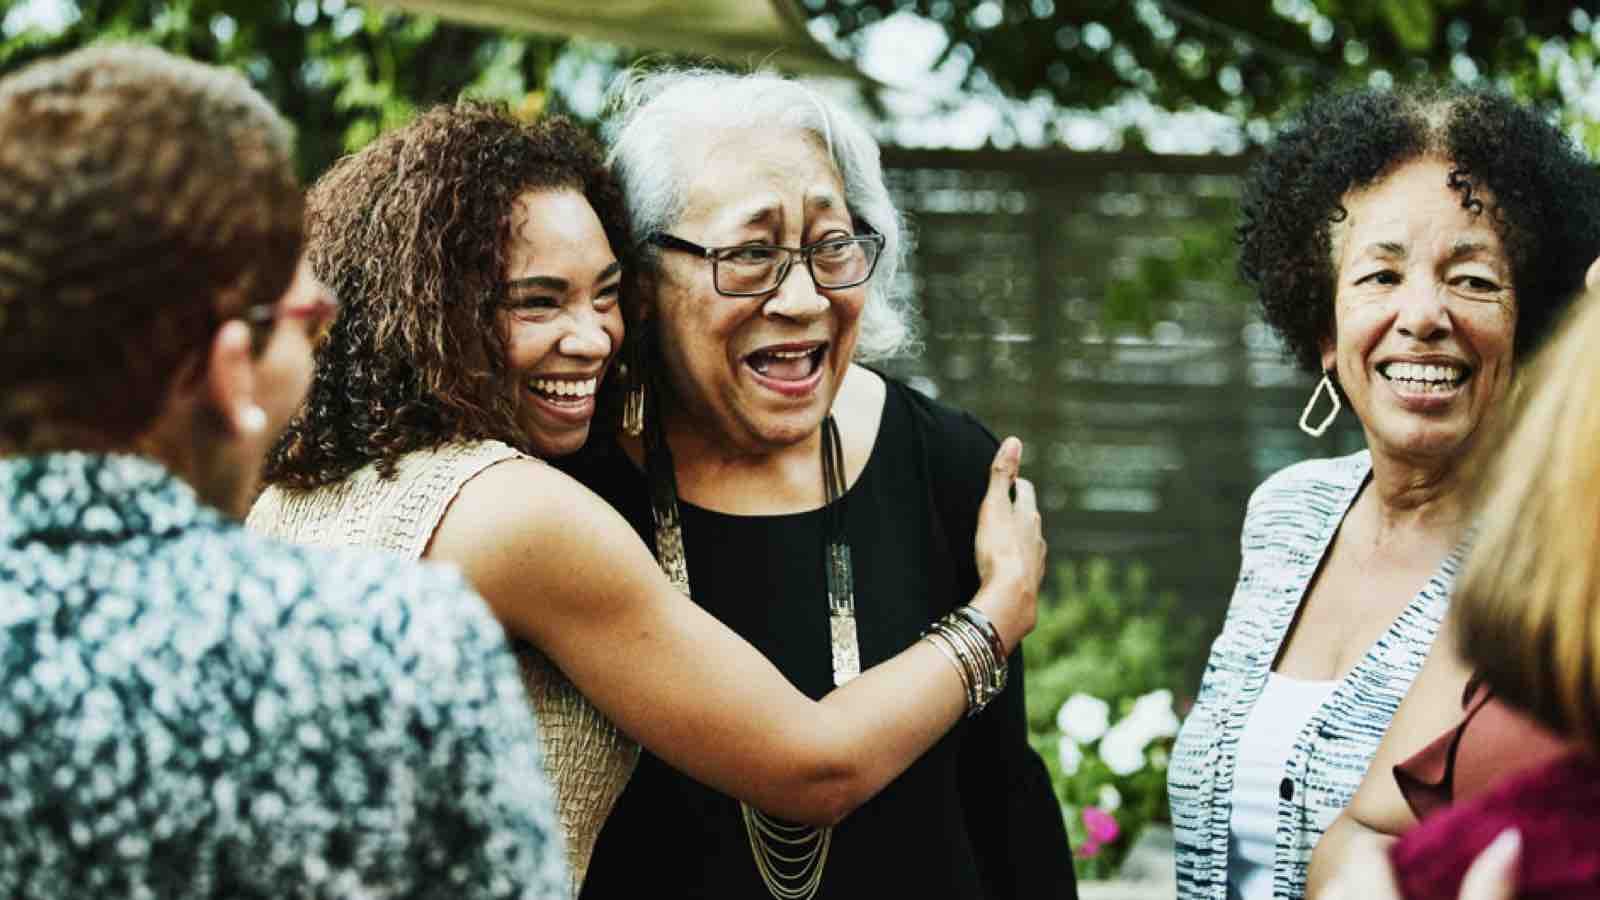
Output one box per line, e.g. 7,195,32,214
0,45,566,897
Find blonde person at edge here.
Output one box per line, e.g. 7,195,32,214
247,103,1046,895
1303,255,1600,898
1318,272,1600,899
1166,84,1600,900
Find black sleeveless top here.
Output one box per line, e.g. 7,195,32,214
564,378,1076,899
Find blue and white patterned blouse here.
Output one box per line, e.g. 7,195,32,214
1168,451,1460,900
0,453,568,898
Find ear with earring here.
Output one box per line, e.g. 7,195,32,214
1299,370,1342,438
235,404,269,436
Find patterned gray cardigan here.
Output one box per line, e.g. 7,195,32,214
0,453,569,898
1168,451,1460,900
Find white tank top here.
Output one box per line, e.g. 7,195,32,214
1226,672,1339,900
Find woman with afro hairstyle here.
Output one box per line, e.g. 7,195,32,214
246,102,1047,896
1167,83,1600,900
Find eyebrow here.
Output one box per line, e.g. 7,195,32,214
1446,239,1493,262
505,275,568,293
505,261,620,294
723,192,846,233
1358,240,1408,259
730,204,779,231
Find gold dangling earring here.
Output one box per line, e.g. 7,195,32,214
620,335,647,439
622,379,645,438
1298,371,1341,438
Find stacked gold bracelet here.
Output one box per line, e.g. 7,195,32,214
922,605,1009,716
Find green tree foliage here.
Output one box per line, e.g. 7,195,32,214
810,0,1600,131
0,0,578,178
12,2,1600,167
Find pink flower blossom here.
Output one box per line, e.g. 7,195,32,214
1082,805,1120,844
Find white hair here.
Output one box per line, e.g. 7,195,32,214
603,67,917,362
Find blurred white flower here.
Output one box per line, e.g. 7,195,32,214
1149,747,1170,770
1126,689,1181,741
1097,783,1122,812
1056,693,1110,744
1058,735,1083,776
1099,719,1148,776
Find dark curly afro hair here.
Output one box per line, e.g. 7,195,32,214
1238,83,1600,375
262,102,628,490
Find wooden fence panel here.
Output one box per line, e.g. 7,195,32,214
879,148,1366,661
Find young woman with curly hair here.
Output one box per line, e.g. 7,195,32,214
1165,83,1600,900
247,101,1047,896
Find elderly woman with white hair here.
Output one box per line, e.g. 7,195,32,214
566,69,1076,900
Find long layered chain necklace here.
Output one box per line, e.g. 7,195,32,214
644,412,857,900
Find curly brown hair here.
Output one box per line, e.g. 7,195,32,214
262,102,627,490
0,45,302,452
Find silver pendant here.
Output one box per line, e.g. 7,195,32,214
830,610,860,686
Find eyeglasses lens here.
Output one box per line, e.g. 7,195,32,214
713,238,879,295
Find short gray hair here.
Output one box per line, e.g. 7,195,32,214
603,67,916,362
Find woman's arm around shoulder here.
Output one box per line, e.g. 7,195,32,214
426,449,1044,826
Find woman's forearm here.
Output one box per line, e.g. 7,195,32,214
787,637,976,823
1309,814,1398,899
682,561,1033,823
430,460,1038,827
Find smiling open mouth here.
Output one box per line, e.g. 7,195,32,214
527,377,598,406
1377,361,1471,392
745,344,827,381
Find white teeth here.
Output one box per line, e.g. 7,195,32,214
528,377,597,399
765,348,815,359
1382,361,1464,385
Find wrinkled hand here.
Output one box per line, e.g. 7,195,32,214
972,437,1045,654
1323,829,1520,900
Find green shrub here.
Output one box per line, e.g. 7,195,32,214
1023,558,1207,879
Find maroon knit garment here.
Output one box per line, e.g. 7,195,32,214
1391,751,1600,900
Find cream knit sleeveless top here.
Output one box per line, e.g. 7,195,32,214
247,440,638,895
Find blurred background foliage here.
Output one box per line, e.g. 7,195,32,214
809,0,1600,151
7,1,1600,177
8,0,1598,325
1023,559,1203,878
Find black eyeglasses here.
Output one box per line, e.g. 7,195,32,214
645,223,885,297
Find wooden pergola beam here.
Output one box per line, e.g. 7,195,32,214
369,0,861,78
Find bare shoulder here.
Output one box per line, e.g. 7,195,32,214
836,363,886,431
428,457,624,567
424,454,666,640
836,364,888,474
